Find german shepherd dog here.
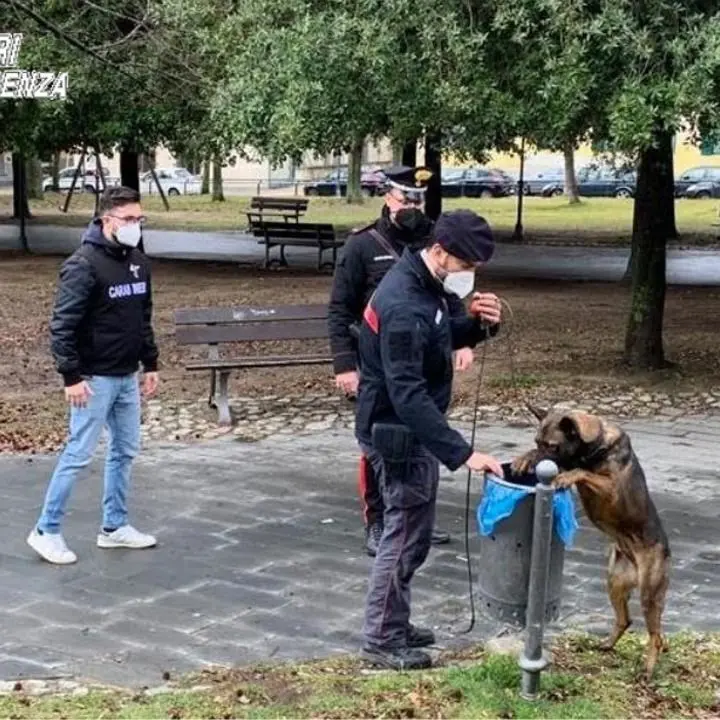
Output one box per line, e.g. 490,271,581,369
511,406,671,679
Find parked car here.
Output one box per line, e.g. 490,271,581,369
674,166,720,198
42,167,117,193
520,168,565,195
441,167,515,198
685,180,720,199
542,165,636,198
140,167,201,196
303,167,384,197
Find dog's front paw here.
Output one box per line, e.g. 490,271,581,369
510,450,538,475
552,471,577,490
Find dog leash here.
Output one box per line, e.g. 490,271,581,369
461,298,519,634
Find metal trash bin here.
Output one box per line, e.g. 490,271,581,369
475,462,567,627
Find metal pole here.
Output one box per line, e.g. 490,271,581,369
519,458,558,700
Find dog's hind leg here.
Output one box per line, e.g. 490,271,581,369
599,545,637,652
638,549,670,680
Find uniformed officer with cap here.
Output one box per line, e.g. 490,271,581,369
355,208,504,670
328,165,474,557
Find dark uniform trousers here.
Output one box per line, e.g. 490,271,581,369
360,442,439,649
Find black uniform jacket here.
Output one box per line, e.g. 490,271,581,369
355,249,499,471
50,219,159,387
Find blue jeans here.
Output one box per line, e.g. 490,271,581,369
37,374,141,534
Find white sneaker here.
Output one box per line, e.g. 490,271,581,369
97,524,157,549
27,529,78,565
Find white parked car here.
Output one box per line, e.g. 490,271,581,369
140,167,201,196
42,167,118,193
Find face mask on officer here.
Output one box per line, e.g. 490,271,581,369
103,205,145,249
426,245,478,299
386,188,429,237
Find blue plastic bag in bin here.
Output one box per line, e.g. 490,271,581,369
476,468,579,547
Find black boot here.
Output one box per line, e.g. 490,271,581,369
364,522,383,557
431,528,451,545
407,625,436,648
361,646,432,670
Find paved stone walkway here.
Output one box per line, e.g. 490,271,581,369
0,417,718,688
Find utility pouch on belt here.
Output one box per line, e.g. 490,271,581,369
372,423,414,464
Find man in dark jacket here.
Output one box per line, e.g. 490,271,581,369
328,166,471,556
27,186,159,565
357,209,504,670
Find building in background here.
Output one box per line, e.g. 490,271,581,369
2,130,719,192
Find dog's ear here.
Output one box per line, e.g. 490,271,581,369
559,412,602,444
526,403,548,422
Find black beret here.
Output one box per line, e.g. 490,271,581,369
432,209,495,263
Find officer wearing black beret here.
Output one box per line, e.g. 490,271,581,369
328,166,474,556
356,209,504,670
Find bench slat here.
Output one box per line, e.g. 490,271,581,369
186,354,331,370
249,197,308,211
176,318,329,345
175,304,329,326
257,238,343,249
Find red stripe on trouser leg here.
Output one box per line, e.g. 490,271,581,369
358,455,371,525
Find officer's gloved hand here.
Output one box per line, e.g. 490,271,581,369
465,451,504,478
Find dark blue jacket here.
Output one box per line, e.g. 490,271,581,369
50,219,158,386
355,249,499,471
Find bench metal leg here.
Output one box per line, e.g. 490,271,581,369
215,370,232,426
208,343,219,407
209,369,217,407
279,243,289,267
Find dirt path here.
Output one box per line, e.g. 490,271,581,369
1,253,719,452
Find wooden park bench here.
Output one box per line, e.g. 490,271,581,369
174,303,332,425
245,196,308,224
248,219,343,271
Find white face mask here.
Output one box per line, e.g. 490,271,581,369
115,222,142,248
442,270,475,299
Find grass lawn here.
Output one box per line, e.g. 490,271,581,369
1,191,719,244
1,634,718,719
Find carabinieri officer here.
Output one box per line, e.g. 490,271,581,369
328,166,472,556
355,209,504,670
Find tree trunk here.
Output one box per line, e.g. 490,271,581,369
12,153,30,252
563,145,580,204
201,157,210,195
51,152,60,191
424,132,442,221
623,128,673,370
391,140,403,165
119,150,140,192
402,140,417,168
212,155,224,202
346,139,364,204
25,156,44,200
11,153,30,220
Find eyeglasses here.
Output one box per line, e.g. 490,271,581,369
107,214,146,225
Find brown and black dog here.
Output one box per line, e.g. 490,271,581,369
512,406,671,679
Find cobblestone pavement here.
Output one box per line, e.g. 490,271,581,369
141,386,720,448
0,416,718,688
